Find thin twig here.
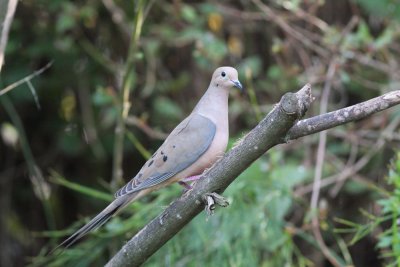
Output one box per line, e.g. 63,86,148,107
78,38,120,74
111,0,147,188
0,96,55,236
294,138,392,198
126,115,168,140
76,84,106,159
310,59,341,267
216,4,265,21
328,139,359,197
252,0,330,58
0,62,52,96
0,0,17,72
285,5,329,32
26,80,41,109
102,0,130,36
329,116,400,196
343,51,399,78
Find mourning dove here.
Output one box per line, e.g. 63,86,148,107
55,66,243,249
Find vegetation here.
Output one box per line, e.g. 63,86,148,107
1,0,400,266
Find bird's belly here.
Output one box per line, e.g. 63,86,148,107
174,127,228,181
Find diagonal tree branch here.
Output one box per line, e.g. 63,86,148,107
106,87,400,266
106,84,313,266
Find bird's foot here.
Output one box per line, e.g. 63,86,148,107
203,192,229,216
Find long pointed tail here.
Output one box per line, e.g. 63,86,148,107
52,195,133,253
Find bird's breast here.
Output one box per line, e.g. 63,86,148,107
174,123,228,181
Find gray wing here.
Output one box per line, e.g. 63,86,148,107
115,114,216,198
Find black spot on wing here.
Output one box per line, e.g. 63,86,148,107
163,155,168,162
148,160,154,167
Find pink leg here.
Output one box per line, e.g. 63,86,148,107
178,175,203,190
182,175,202,182
178,181,192,190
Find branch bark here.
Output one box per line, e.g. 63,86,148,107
286,90,400,140
106,87,400,266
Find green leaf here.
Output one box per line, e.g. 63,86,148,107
238,56,262,78
181,5,198,23
377,235,393,248
153,97,184,122
92,87,114,106
56,14,76,33
356,20,373,43
374,26,395,49
49,171,113,202
267,65,283,80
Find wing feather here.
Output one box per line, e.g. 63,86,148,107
115,114,216,198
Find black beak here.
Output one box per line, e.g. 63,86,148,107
231,80,244,92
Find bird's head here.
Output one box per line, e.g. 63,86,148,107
212,66,243,92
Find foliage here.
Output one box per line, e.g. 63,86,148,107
336,152,400,266
146,151,311,267
1,0,400,266
358,0,400,21
33,150,312,267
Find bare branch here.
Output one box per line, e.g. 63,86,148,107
286,90,400,140
106,87,400,266
106,84,313,266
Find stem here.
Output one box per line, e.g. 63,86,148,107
0,62,52,96
0,0,18,72
111,0,146,189
310,60,341,267
0,96,56,237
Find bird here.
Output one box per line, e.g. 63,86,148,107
54,66,243,250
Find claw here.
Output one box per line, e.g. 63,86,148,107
203,192,229,216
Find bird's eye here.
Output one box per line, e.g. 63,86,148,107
221,71,226,77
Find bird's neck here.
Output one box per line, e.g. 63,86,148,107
192,85,229,125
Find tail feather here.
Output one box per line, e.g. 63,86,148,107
51,197,128,253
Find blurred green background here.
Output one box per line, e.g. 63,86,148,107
1,0,400,266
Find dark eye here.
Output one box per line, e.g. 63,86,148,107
221,71,226,77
